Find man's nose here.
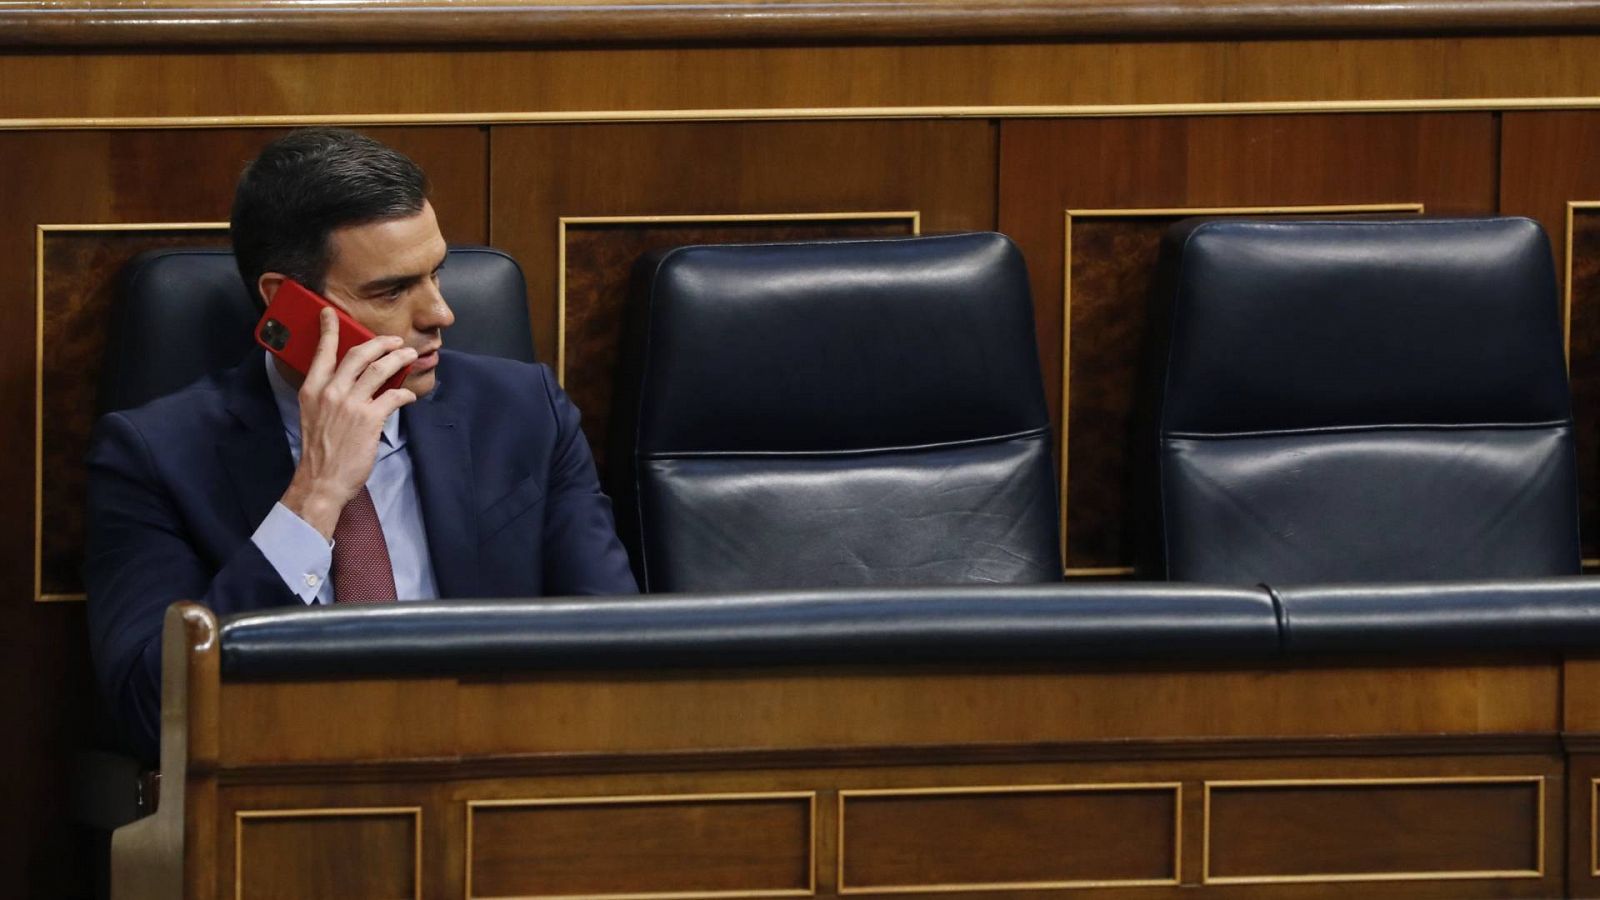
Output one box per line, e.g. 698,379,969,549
416,277,455,332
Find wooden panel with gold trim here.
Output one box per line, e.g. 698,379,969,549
34,222,231,602
836,782,1181,894
233,806,423,900
1202,776,1545,886
1058,203,1424,576
13,0,1600,50
1567,201,1600,571
556,212,920,476
1497,112,1600,569
465,791,816,900
13,38,1600,127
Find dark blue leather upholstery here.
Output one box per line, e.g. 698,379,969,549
1275,578,1600,654
218,584,1278,678
610,233,1062,592
103,245,534,415
217,578,1600,677
1151,217,1579,582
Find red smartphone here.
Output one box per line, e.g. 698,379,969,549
254,279,411,393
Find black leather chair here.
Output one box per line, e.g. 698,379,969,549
104,245,534,413
610,233,1062,593
1147,216,1580,582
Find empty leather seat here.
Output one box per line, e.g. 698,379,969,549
611,233,1062,592
104,245,534,413
1148,217,1579,582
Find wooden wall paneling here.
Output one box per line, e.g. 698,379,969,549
1500,111,1600,569
1565,756,1600,898
838,783,1180,892
210,660,1558,766
1203,777,1545,885
466,792,814,899
12,0,1600,49
197,742,1565,899
997,113,1499,573
233,808,421,900
10,38,1600,125
488,120,997,478
0,126,486,896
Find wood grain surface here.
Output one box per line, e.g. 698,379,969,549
5,0,1600,49
469,795,811,898
10,37,1600,127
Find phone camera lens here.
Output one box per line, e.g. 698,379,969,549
260,319,290,351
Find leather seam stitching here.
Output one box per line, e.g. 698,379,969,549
1164,419,1572,440
639,425,1051,460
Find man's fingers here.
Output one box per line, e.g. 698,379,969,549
303,307,341,387
353,346,418,397
330,332,404,388
375,387,419,416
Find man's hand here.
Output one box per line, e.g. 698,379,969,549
280,307,418,539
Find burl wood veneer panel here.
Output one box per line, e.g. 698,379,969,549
999,113,1497,570
235,809,419,900
561,216,915,473
37,227,232,600
839,786,1177,891
1205,779,1543,884
488,118,997,407
25,128,486,601
1500,111,1600,567
467,794,812,898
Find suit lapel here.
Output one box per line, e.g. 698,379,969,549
217,355,296,534
403,365,482,598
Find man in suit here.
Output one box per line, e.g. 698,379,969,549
85,128,637,761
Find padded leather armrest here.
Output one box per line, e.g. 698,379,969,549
218,584,1280,679
1276,578,1600,654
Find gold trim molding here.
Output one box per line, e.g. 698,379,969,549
465,790,818,900
234,805,424,900
1201,776,1545,886
836,781,1182,895
14,97,1600,132
1564,200,1599,362
1591,777,1600,877
1059,203,1425,577
555,211,921,384
33,221,231,604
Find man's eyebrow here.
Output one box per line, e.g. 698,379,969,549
356,252,448,295
356,273,423,294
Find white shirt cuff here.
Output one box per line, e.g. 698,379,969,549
251,501,334,605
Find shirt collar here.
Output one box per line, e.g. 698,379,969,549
263,351,403,452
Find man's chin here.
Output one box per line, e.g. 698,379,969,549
404,370,438,398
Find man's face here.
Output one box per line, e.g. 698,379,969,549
319,200,454,397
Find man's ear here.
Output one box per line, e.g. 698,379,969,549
257,272,285,307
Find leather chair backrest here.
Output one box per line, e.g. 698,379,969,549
611,232,1062,593
1151,216,1579,582
101,246,534,415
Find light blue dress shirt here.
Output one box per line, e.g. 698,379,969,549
249,354,440,604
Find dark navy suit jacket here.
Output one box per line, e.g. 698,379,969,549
85,350,637,761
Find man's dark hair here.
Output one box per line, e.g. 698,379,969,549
230,128,428,302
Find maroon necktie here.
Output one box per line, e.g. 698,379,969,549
332,486,397,603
